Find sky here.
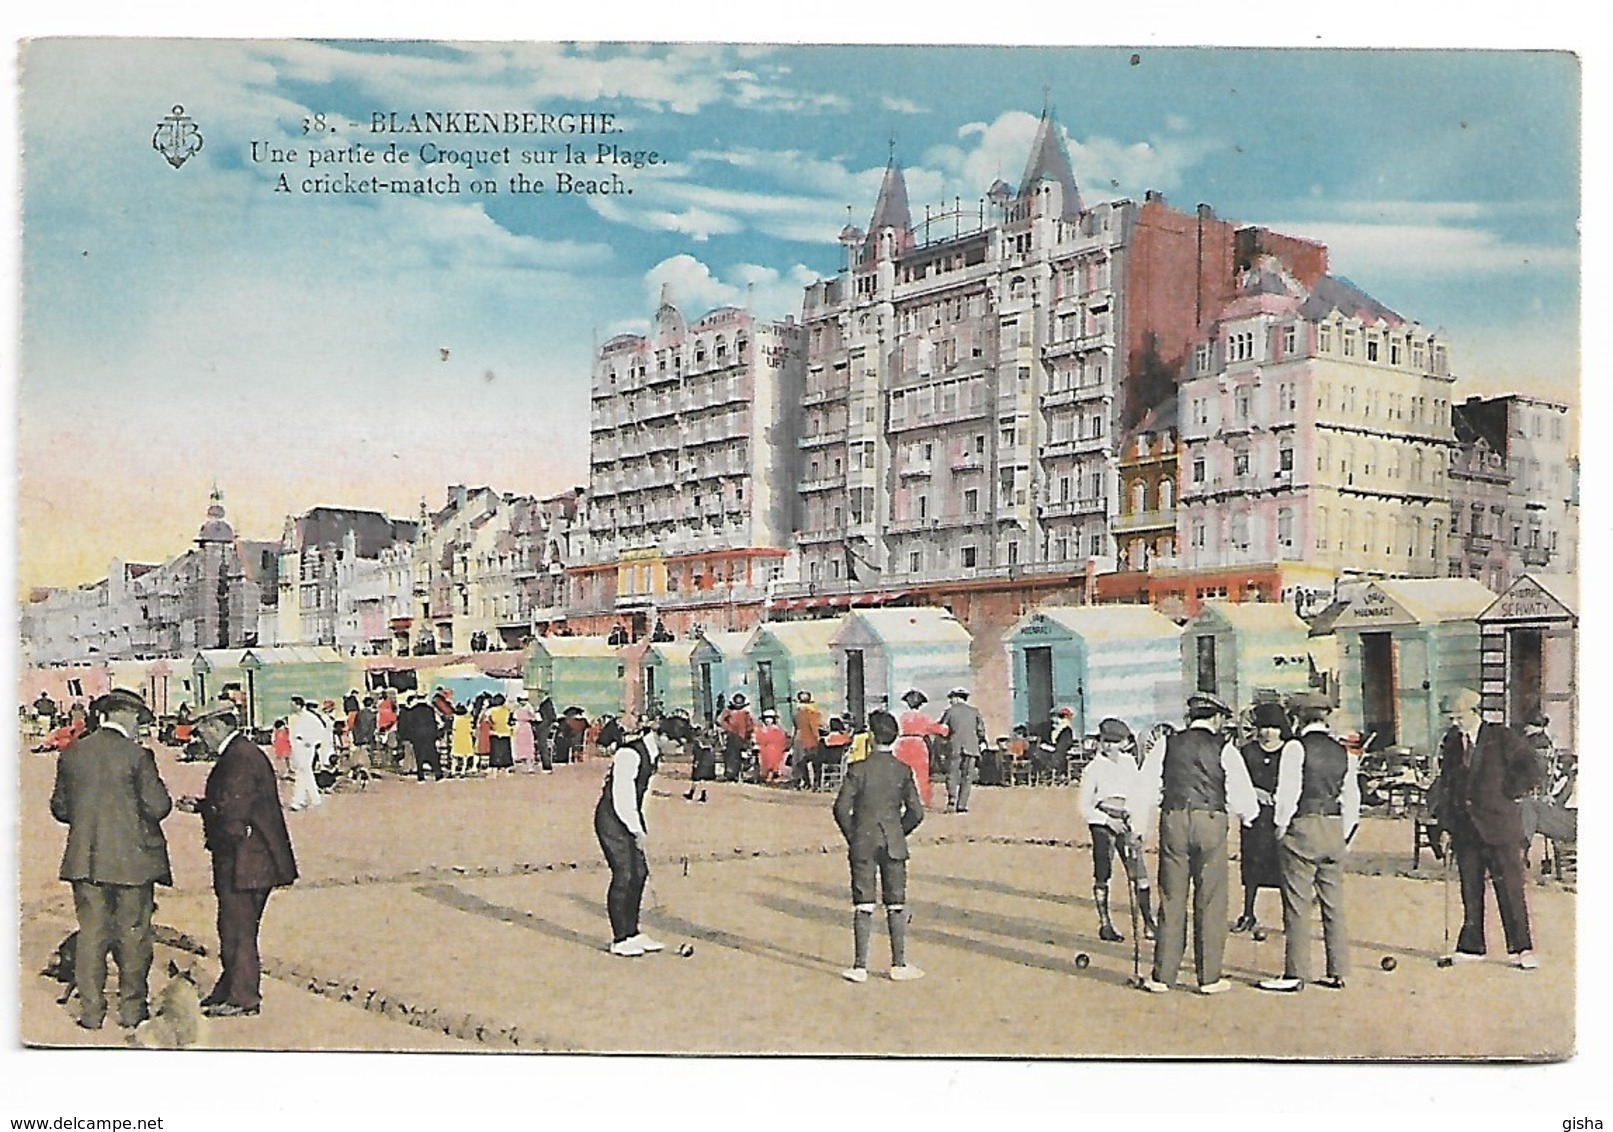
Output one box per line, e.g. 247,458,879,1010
15,40,1584,592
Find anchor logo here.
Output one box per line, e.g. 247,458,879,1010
153,104,204,169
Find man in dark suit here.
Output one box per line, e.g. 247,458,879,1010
398,690,444,781
183,706,298,1017
1439,687,1541,968
49,688,172,1029
833,710,925,983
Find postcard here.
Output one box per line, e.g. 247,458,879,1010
11,33,1589,1101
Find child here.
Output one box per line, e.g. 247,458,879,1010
271,718,291,780
450,704,475,776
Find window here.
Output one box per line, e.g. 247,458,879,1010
964,488,979,515
1279,446,1293,473
909,551,922,572
1277,508,1294,547
1089,533,1104,557
1319,324,1333,352
1234,451,1250,478
1284,324,1298,355
1006,541,1019,566
1236,389,1251,420
1366,334,1379,363
1342,329,1357,358
1054,537,1069,561
1390,337,1401,366
1192,458,1206,484
1191,520,1206,549
962,546,977,568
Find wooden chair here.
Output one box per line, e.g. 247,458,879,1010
1412,805,1442,870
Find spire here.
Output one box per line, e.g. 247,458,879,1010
866,153,912,238
1017,106,1083,220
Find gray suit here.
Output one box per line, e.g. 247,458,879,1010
937,701,987,812
834,748,924,905
50,723,173,1026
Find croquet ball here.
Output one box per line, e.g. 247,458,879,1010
677,944,695,958
1252,929,1268,942
1381,955,1398,972
1074,953,1091,969
1436,956,1454,968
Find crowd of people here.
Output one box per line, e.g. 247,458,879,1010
36,672,1570,1033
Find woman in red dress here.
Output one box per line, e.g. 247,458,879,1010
894,689,948,808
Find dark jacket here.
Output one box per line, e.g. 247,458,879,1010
1439,721,1541,848
51,724,173,887
397,701,441,752
834,747,924,861
201,733,298,891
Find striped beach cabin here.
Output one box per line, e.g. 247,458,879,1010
747,616,847,719
1007,605,1184,737
1182,601,1314,714
688,631,753,724
525,636,624,718
1333,578,1496,755
829,608,971,725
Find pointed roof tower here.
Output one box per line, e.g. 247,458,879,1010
1017,107,1083,220
865,146,913,250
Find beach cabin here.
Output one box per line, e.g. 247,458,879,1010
1182,602,1314,712
223,647,355,732
1333,578,1496,754
525,636,624,718
688,631,753,724
1006,605,1184,737
828,608,971,725
746,617,847,718
1478,574,1578,753
641,640,698,719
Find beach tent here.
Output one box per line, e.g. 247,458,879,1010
688,631,754,724
525,636,624,718
1182,601,1313,712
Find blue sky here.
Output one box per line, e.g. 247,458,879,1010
17,41,1582,587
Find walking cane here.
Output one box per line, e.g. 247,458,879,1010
1437,834,1455,967
1123,837,1146,989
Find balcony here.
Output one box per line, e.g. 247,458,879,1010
1039,497,1107,519
1520,545,1553,568
1041,384,1108,409
1111,508,1176,534
950,456,986,474
897,463,933,480
1041,435,1110,459
797,432,844,450
802,384,851,407
799,476,843,494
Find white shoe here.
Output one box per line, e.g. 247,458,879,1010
1257,976,1304,993
609,939,646,957
841,967,868,983
889,965,925,981
1197,979,1233,996
1143,979,1172,994
1512,950,1540,970
627,934,665,953
1451,951,1485,964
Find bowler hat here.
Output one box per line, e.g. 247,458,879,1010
1251,701,1290,730
901,689,928,708
948,688,969,700
91,687,155,724
1187,692,1232,718
1097,717,1133,744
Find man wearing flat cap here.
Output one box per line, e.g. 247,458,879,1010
183,706,298,1017
1258,692,1359,992
938,688,987,814
50,688,172,1029
1143,691,1259,994
1078,717,1157,943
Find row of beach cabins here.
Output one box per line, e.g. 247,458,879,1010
21,574,1576,764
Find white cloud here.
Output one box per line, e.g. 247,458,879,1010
1263,220,1577,277
882,96,926,115
643,255,819,323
